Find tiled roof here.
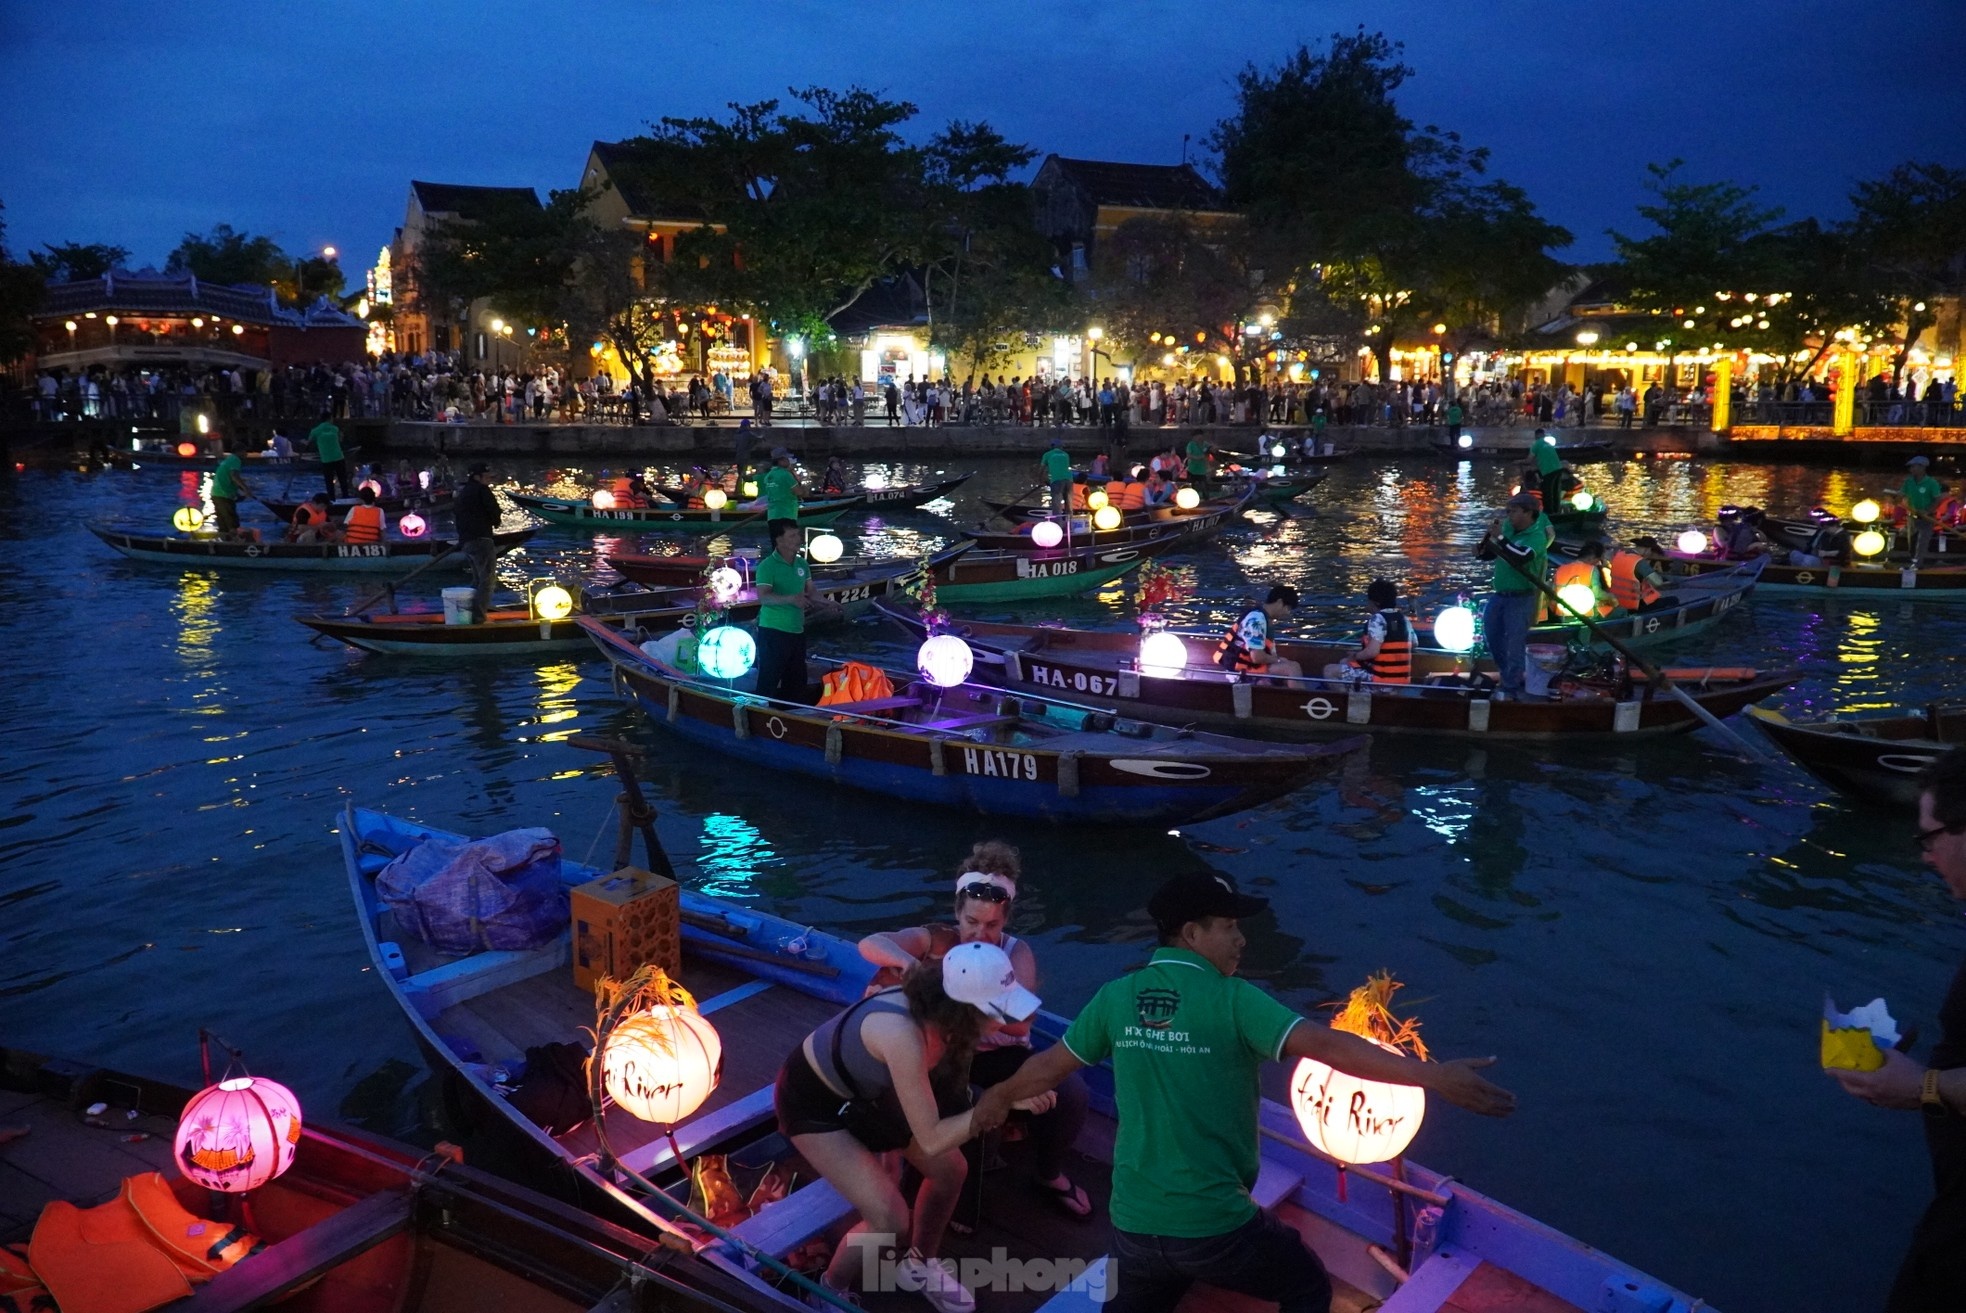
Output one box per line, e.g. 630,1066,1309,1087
1039,156,1226,211
38,275,362,328
409,181,541,220
827,275,927,337
589,141,708,222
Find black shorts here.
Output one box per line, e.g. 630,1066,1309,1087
773,1051,912,1152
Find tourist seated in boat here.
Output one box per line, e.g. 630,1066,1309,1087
1088,451,1110,478
822,457,851,495
1321,578,1413,685
288,493,337,544
1617,538,1678,608
1142,468,1172,507
681,466,713,507
1714,506,1766,559
265,430,294,459
1551,543,1619,618
1112,474,1147,511
857,842,1094,1231
775,941,1038,1311
623,473,653,509
1214,586,1304,680
343,487,387,544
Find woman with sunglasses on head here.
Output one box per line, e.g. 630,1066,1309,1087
860,841,1095,1226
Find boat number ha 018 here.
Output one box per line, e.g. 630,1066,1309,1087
1016,557,1080,579
961,746,1038,780
336,544,386,557
1025,662,1119,696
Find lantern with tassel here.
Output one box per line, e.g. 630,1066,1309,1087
1288,972,1427,1175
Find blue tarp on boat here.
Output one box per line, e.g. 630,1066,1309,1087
375,827,567,954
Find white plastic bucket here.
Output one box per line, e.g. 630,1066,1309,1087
1524,643,1567,697
441,587,476,625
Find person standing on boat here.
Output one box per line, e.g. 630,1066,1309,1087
309,417,346,499
858,842,1095,1231
1833,748,1966,1310
762,447,801,522
1476,492,1554,701
452,463,501,625
971,871,1517,1313
1903,456,1946,567
1183,435,1211,487
776,941,1039,1312
1041,438,1073,513
754,519,814,704
1320,578,1411,685
1213,586,1304,680
209,441,251,540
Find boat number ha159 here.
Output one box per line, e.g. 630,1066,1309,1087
1025,663,1119,696
336,544,386,557
1016,557,1080,579
961,746,1038,780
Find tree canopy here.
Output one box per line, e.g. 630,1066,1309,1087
0,202,45,364
30,241,129,282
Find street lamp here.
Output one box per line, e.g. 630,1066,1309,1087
65,320,77,355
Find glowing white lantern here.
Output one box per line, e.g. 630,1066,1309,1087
172,506,204,533
1851,499,1880,524
1271,443,1286,458
1569,490,1593,512
741,481,759,498
1174,487,1202,510
1031,520,1064,549
1456,434,1473,449
1288,1040,1425,1165
1676,529,1710,555
708,566,743,603
1540,433,1557,445
864,473,890,491
603,1006,723,1125
1139,631,1190,677
698,625,756,679
808,532,844,564
1086,489,1110,511
1853,529,1887,557
534,585,574,620
1556,582,1598,616
592,489,617,510
1092,505,1124,531
175,1075,303,1193
703,488,729,510
1434,605,1477,654
399,512,427,538
917,634,974,688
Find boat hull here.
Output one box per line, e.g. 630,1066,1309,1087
511,492,860,530
89,524,535,572
1747,705,1963,807
932,531,1186,602
1415,557,1763,652
1667,551,1966,598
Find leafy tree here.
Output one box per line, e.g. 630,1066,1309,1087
1088,216,1274,383
1845,162,1966,385
29,241,129,282
0,202,45,364
165,224,291,290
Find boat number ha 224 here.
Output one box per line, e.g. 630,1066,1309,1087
1023,662,1119,697
961,746,1039,780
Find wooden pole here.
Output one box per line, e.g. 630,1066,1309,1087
338,544,459,617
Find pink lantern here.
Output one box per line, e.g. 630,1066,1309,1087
1031,520,1064,549
360,479,382,497
175,1074,303,1193
918,634,974,688
399,512,427,538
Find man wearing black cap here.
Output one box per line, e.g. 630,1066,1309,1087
1476,492,1554,700
452,463,500,624
975,872,1515,1313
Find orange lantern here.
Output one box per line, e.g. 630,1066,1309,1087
176,442,197,458
1288,973,1427,1167
603,976,723,1125
175,1074,303,1193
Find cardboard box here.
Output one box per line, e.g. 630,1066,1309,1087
571,866,680,993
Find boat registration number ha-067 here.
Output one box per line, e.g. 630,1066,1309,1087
1024,662,1120,697
961,746,1039,780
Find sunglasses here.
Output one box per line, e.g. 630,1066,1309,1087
958,881,1012,904
1914,823,1964,854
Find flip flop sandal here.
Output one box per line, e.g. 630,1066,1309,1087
1043,1177,1093,1218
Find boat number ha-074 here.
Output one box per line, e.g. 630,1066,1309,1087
1024,662,1119,696
961,746,1038,780
337,544,386,557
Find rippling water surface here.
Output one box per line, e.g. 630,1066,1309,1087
3,449,1961,1313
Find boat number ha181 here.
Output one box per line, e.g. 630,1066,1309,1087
961,746,1038,780
1025,663,1119,696
1016,557,1080,579
336,544,386,557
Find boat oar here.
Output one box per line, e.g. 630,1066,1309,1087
339,543,459,617
1496,549,1767,761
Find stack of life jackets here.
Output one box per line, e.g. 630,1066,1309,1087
818,661,894,711
13,1171,262,1313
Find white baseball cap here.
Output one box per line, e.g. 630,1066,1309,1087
941,941,1040,1022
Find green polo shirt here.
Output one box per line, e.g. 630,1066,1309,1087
1041,448,1072,483
1062,948,1302,1238
1533,439,1563,477
1904,473,1943,515
1446,403,1463,425
764,465,799,521
1491,512,1552,593
755,550,808,634
309,421,343,463
211,454,244,500
1184,439,1210,481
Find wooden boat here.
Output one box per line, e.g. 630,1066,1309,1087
1546,504,1609,537
964,485,1256,552
1747,703,1966,807
1413,556,1764,652
607,541,971,589
511,492,860,530
582,617,1359,823
117,437,313,473
1760,511,1966,560
0,1044,759,1313
297,554,935,656
931,528,1188,602
1435,439,1616,463
260,487,456,522
1211,471,1327,503
981,491,1245,526
1663,548,1966,598
659,472,973,511
89,523,536,572
344,802,1711,1313
877,599,1798,742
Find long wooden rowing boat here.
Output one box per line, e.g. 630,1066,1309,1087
1747,703,1966,807
582,617,1359,823
1664,548,1966,597
1760,511,1966,560
1415,556,1764,652
260,486,456,521
0,1044,755,1312
964,485,1256,552
660,472,973,512
297,554,934,656
930,527,1187,602
89,523,535,572
877,598,1798,742
344,801,1712,1313
511,492,861,530
606,541,971,589
1435,438,1617,463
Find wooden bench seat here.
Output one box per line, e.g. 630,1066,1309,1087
920,712,1020,733
818,695,925,717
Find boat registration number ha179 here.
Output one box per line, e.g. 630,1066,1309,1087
1016,557,1080,579
1024,662,1119,697
337,544,387,557
962,746,1038,780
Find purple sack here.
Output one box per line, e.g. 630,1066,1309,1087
376,827,567,954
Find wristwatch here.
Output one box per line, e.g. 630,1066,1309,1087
1922,1069,1947,1113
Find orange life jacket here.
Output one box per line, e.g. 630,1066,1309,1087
819,661,894,707
344,503,385,544
1363,609,1411,683
1214,610,1272,672
1068,483,1089,511
1115,479,1147,511
1552,560,1616,617
288,502,330,540
1608,551,1661,611
27,1171,261,1313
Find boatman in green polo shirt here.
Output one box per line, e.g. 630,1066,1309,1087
753,518,814,704
1184,435,1211,485
309,417,346,499
209,440,251,540
1041,437,1073,513
973,872,1515,1313
1903,455,1946,567
762,447,801,523
1477,491,1555,701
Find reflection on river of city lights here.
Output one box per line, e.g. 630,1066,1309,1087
1407,782,1475,845
171,573,220,694
526,662,584,742
696,812,777,898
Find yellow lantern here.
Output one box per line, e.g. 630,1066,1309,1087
172,506,205,533
533,584,574,620
1852,529,1887,558
1556,582,1599,616
1287,973,1426,1166
603,986,723,1126
1086,489,1110,511
1092,505,1123,531
808,532,844,564
1850,499,1880,524
742,480,759,499
1174,487,1202,511
703,488,728,510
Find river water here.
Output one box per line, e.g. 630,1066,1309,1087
3,447,1960,1313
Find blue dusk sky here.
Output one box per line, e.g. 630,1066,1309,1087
3,0,1961,274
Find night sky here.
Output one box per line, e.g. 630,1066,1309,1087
4,0,1962,274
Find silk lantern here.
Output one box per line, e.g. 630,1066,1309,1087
742,481,759,498
1851,499,1880,524
1086,489,1110,511
176,1074,303,1193
1852,529,1887,557
1092,505,1123,531
1139,631,1189,677
1569,490,1593,512
176,442,198,458
698,625,756,679
534,585,574,620
918,634,973,688
592,489,617,510
708,566,743,603
1031,520,1064,549
360,480,382,497
1174,487,1202,510
172,507,204,533
1288,1038,1426,1166
808,532,844,564
603,1002,723,1125
1434,605,1476,654
703,488,728,510
399,512,427,538
1456,434,1473,450
1674,529,1708,555
1556,582,1598,616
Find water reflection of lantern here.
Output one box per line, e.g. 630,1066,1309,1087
1086,489,1110,511
1851,499,1880,524
1853,529,1887,557
698,626,756,679
1287,973,1427,1170
1092,505,1123,531
176,1074,303,1193
399,512,427,538
534,584,574,620
1556,583,1598,616
918,634,973,688
808,532,844,564
1174,487,1201,511
1031,520,1064,549
176,441,198,458
708,566,743,603
1569,490,1593,512
172,506,205,533
604,997,723,1126
592,489,617,510
1434,606,1476,654
1139,631,1189,677
1676,529,1710,555
703,488,728,510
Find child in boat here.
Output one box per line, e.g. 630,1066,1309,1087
775,943,1035,1312
858,842,1094,1231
